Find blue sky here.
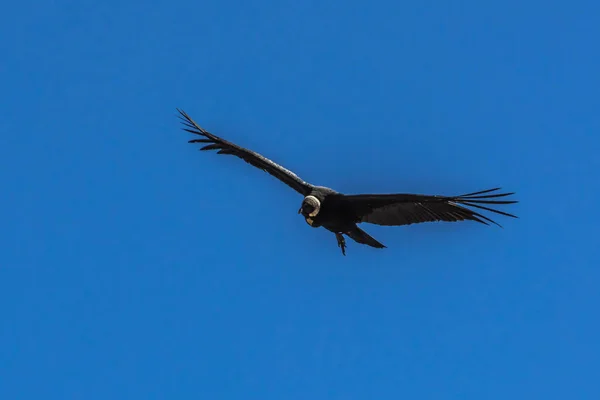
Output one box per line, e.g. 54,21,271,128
1,0,599,398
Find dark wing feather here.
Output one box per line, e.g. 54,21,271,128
178,109,314,196
345,188,518,227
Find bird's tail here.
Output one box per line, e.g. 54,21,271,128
346,226,386,249
449,187,518,227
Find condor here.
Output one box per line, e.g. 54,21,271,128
178,109,517,255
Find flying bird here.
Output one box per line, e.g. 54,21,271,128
178,109,517,255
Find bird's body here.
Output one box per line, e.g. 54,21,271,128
177,109,518,255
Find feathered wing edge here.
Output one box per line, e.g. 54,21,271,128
445,187,518,227
176,108,314,196
346,187,518,227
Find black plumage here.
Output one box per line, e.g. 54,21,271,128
178,109,517,255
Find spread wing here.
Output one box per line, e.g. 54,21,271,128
345,188,518,227
178,109,314,196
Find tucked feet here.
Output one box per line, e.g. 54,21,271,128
335,232,346,256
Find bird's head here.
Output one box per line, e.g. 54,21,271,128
298,195,321,217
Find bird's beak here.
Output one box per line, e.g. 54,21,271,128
298,207,302,214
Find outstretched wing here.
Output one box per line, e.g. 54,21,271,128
345,188,518,227
178,109,314,196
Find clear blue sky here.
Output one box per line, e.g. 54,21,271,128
1,0,599,398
